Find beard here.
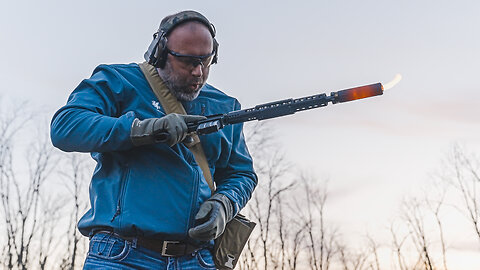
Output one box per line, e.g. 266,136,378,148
158,62,205,102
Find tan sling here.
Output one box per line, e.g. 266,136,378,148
139,62,255,269
138,62,215,192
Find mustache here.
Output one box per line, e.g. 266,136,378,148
191,79,203,85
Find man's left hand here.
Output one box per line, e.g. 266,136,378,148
188,193,233,241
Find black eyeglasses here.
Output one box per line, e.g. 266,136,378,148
166,48,216,68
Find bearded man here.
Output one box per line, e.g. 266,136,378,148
51,10,257,269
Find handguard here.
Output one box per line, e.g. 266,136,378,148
154,83,384,142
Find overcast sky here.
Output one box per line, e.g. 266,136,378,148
2,0,480,268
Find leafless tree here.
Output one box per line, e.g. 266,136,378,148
0,101,24,269
335,237,372,270
242,123,340,270
241,237,260,270
248,149,294,270
286,221,307,270
401,198,434,270
336,240,349,270
242,123,295,269
292,175,336,270
365,233,381,270
38,195,65,269
58,153,89,270
389,222,409,270
424,183,449,270
0,99,73,269
0,104,57,269
272,188,312,270
243,122,275,176
441,144,480,242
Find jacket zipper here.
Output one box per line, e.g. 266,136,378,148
188,167,201,229
111,165,130,222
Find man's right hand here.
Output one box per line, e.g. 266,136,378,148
130,113,206,147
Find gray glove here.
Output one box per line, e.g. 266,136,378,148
130,113,206,147
188,193,234,241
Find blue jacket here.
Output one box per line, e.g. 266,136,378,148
51,63,257,240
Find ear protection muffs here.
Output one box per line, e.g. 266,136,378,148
144,10,219,69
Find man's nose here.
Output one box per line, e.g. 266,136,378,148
191,63,203,77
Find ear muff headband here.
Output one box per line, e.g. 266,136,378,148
144,10,219,68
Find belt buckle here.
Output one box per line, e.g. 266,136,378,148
161,240,180,257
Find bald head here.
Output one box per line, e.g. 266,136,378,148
166,21,214,56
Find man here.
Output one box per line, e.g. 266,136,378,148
51,10,257,269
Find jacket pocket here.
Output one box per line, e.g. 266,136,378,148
110,166,130,223
188,166,201,229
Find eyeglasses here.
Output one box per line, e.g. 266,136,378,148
166,48,216,69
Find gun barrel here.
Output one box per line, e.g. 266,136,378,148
332,83,384,103
156,82,385,142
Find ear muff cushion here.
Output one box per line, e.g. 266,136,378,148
144,33,161,66
157,33,169,68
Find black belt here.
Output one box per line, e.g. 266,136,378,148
95,231,202,257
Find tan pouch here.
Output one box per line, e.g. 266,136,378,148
213,214,256,269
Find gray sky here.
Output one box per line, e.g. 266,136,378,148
2,0,480,267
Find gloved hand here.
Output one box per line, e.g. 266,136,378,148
188,193,234,241
130,113,206,147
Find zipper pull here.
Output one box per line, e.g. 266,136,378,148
110,205,121,222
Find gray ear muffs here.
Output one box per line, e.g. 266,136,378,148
144,10,219,68
144,32,162,67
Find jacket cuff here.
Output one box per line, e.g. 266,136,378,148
210,193,234,222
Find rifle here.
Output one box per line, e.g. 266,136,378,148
154,83,384,142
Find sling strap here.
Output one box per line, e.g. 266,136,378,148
138,62,215,192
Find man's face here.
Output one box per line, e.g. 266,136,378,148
159,21,214,101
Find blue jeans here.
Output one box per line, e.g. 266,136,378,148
83,232,216,269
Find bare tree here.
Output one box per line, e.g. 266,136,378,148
389,222,409,270
242,122,295,269
248,148,294,270
336,240,349,270
0,100,67,269
365,233,381,270
242,123,341,270
335,237,371,270
38,195,65,269
0,116,56,269
401,198,434,270
293,175,336,270
59,154,89,270
424,183,449,270
243,122,275,176
241,237,260,270
286,221,307,270
0,104,21,269
442,144,480,242
264,176,337,270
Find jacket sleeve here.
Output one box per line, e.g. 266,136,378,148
213,100,258,215
50,65,136,153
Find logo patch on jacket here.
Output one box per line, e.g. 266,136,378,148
152,101,161,111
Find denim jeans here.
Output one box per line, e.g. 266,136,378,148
83,232,216,269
